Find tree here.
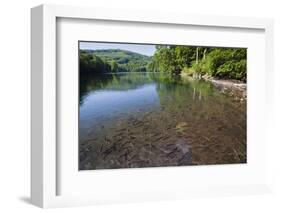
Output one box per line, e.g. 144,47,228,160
152,45,179,74
110,60,118,72
80,47,247,81
79,51,112,74
204,48,247,81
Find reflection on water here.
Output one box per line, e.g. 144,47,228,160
79,72,246,170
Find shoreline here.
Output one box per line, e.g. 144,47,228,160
207,77,247,100
181,73,247,101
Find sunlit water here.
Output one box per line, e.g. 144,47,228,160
79,72,246,170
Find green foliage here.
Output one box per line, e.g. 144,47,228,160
150,45,180,74
216,59,246,80
151,46,210,75
80,46,247,81
151,46,247,81
80,51,112,74
174,46,197,68
205,48,247,81
189,60,208,75
82,49,151,72
110,60,118,72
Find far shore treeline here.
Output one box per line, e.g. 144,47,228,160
80,45,247,82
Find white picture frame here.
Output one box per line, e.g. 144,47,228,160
31,4,274,208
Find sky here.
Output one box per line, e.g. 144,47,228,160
79,42,156,56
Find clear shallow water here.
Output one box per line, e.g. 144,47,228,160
79,72,246,170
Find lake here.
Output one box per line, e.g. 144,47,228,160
79,72,246,170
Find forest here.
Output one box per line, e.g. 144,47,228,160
80,49,151,73
80,45,247,82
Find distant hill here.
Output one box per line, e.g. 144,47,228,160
84,49,151,63
81,49,152,72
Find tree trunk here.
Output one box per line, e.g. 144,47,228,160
196,47,199,64
203,48,207,60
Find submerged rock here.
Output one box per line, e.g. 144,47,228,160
175,139,191,154
175,139,192,165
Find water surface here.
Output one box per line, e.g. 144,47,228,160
79,72,246,170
